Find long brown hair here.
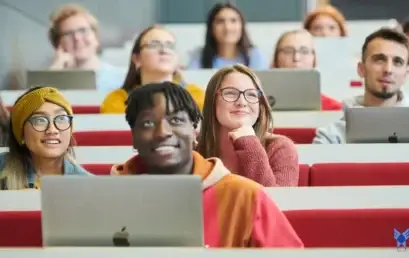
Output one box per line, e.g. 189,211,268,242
121,25,183,93
196,64,273,158
201,2,253,68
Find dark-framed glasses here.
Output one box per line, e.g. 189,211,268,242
141,40,176,51
27,115,73,132
279,46,314,56
60,27,92,38
219,87,261,104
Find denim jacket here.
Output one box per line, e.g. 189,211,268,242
0,152,92,189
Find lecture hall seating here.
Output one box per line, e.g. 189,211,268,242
73,128,316,146
82,163,409,187
82,163,311,186
1,208,408,247
310,163,409,186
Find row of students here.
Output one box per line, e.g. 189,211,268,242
0,63,300,188
187,3,347,70
45,3,345,111
99,24,342,114
0,83,303,248
2,26,406,188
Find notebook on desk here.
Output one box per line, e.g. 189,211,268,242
27,70,96,90
40,175,204,247
255,69,321,111
345,106,409,143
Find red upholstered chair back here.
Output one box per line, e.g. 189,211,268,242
310,163,409,186
82,163,311,187
273,128,316,144
285,208,409,247
0,211,42,247
74,128,317,146
74,131,132,146
2,209,408,247
298,164,310,186
82,164,113,175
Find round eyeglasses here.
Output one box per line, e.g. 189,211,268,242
141,40,176,52
27,115,73,132
278,46,314,56
218,87,261,104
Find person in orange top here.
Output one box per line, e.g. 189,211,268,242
110,81,303,248
100,25,204,113
303,5,347,37
271,29,343,110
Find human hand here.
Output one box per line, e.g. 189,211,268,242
228,120,256,142
50,46,75,69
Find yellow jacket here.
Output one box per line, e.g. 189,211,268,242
100,84,205,113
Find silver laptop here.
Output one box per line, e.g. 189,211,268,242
27,70,96,90
41,175,204,247
345,107,409,143
255,69,321,111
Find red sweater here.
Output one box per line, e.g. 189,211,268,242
321,94,343,110
231,135,299,187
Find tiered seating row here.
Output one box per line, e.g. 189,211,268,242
1,209,407,248
73,128,317,145
82,163,409,187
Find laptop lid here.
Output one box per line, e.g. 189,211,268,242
345,106,409,143
255,69,321,111
41,175,204,247
27,70,96,90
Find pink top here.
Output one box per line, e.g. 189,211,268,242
232,135,299,186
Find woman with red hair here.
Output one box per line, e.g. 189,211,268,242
304,5,348,37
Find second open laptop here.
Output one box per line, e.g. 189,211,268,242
41,175,204,247
26,70,96,90
345,106,409,143
255,69,321,111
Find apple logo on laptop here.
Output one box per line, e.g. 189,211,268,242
388,132,398,143
112,226,130,246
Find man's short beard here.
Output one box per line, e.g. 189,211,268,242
366,86,398,100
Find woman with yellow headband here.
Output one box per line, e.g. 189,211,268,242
0,86,91,190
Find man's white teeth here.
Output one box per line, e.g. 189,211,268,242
155,146,175,152
43,140,59,144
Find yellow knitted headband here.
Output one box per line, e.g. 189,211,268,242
11,87,73,145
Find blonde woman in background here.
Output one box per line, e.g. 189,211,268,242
271,29,342,110
100,25,205,113
48,4,123,92
0,86,91,190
